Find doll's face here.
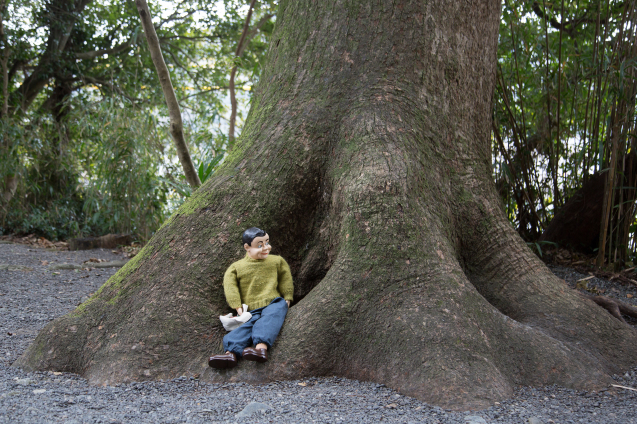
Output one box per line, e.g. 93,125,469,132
244,234,271,260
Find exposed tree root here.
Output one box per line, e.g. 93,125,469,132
579,292,637,325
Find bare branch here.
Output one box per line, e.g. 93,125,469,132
164,41,197,66
159,34,222,42
157,2,204,30
136,0,200,189
163,48,204,94
177,85,256,102
229,0,257,144
82,76,143,104
242,13,274,54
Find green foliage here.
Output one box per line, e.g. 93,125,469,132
0,0,277,241
4,200,82,241
494,0,637,263
72,100,169,241
198,150,225,184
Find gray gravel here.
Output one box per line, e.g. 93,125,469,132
2,244,637,423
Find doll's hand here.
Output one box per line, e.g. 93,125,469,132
236,307,243,315
286,300,290,308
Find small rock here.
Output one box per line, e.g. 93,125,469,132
465,416,487,424
14,378,35,385
236,401,271,417
528,418,544,424
32,389,46,394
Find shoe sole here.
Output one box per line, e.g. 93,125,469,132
208,358,237,369
242,353,267,363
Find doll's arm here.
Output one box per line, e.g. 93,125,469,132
277,257,294,303
223,265,243,310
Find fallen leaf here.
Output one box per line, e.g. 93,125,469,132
627,294,634,298
53,372,62,376
298,382,307,386
386,403,398,409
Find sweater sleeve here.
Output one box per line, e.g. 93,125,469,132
223,263,243,309
277,257,294,301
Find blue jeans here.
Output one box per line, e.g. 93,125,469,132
223,297,288,357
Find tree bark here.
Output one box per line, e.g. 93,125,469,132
135,0,200,189
15,0,637,410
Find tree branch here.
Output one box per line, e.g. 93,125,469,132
531,1,618,37
229,0,257,145
241,13,274,56
178,85,256,102
75,34,137,60
135,0,200,189
7,58,26,86
82,76,143,104
159,34,222,42
10,0,93,115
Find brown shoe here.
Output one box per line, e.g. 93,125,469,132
208,352,237,369
242,347,267,363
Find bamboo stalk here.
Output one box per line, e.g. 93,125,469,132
555,0,565,207
597,126,619,267
540,0,560,210
493,120,544,231
497,68,547,227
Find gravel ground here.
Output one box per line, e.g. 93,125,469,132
2,243,637,424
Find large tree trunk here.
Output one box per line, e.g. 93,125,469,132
15,0,637,410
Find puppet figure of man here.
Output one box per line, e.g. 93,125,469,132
209,227,293,369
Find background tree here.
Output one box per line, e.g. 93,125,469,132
0,0,276,240
15,0,637,410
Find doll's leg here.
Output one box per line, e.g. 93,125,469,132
251,297,288,349
223,309,263,357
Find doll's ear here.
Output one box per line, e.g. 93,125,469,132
244,243,250,251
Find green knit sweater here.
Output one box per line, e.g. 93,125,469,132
223,254,294,311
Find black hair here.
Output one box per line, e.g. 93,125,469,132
242,227,266,246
